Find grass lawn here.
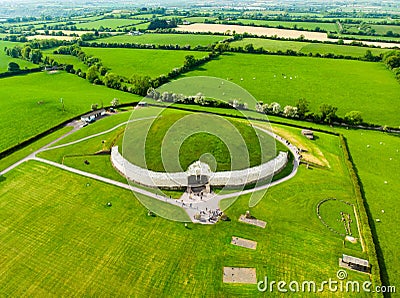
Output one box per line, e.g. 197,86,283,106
82,47,209,78
0,41,37,72
91,33,228,47
0,123,373,296
0,126,72,172
42,49,88,70
75,18,143,30
230,38,389,57
183,16,218,23
121,108,285,172
183,53,400,126
0,71,141,153
338,128,400,290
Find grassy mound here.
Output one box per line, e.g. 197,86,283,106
123,109,284,172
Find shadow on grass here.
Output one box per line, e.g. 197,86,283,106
0,176,6,183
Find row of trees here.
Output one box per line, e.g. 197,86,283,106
5,44,43,64
229,43,383,62
147,19,179,30
383,50,400,81
146,89,232,108
255,99,363,125
51,43,218,96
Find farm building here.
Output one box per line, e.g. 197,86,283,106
339,254,370,273
129,31,143,36
81,108,106,123
301,129,314,140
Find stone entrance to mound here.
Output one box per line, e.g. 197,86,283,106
186,161,211,194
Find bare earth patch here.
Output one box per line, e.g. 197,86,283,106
231,236,257,250
177,24,400,48
223,267,257,284
239,214,266,228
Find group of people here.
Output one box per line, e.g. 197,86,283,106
196,207,223,222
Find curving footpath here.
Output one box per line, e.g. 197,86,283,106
0,117,301,224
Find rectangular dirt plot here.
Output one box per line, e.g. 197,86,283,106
231,236,257,250
223,267,257,284
239,215,267,228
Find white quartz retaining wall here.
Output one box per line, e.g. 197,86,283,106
111,146,288,189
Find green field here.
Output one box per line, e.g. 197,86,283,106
335,33,400,42
230,38,389,57
82,47,209,78
75,18,143,30
0,71,141,153
91,33,227,47
0,41,37,72
42,49,88,70
339,129,400,290
183,53,400,126
342,23,400,36
0,116,374,296
184,16,218,23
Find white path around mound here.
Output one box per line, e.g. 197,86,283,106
0,115,301,224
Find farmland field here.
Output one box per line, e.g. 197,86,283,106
338,128,400,290
42,49,88,70
183,53,400,126
82,47,209,78
0,41,37,72
91,33,228,47
0,119,373,296
229,19,339,33
0,71,141,153
230,38,389,57
75,18,143,30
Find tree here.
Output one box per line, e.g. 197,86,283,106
21,45,32,59
296,98,310,119
111,98,119,107
103,73,121,89
383,50,400,69
344,111,363,125
65,64,74,73
86,65,99,83
91,103,98,111
319,104,338,123
269,102,281,114
7,62,20,72
283,105,298,118
244,43,254,53
131,74,152,96
29,49,42,64
214,42,229,53
184,55,197,68
255,101,264,113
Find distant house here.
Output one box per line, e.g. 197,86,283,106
44,65,62,71
81,108,106,123
137,102,148,107
129,31,143,36
301,129,314,140
340,254,370,273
